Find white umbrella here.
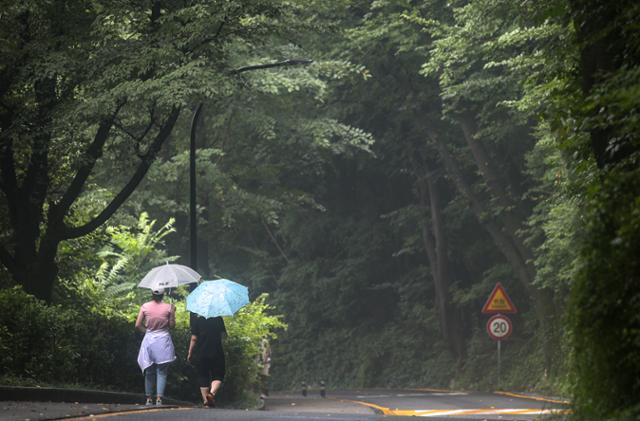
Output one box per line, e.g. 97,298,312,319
138,263,201,290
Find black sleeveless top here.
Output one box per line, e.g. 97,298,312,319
190,313,226,361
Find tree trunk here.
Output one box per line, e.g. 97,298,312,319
458,117,535,272
434,138,532,292
1,107,180,302
414,156,465,361
434,135,559,367
23,235,61,302
457,121,556,333
568,0,634,168
3,78,56,300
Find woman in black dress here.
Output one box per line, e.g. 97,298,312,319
187,313,226,407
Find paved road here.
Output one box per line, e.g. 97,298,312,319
20,388,568,421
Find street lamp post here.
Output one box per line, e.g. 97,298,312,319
190,103,204,275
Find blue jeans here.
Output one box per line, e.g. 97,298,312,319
144,363,169,397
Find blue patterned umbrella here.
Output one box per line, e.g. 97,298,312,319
186,279,249,318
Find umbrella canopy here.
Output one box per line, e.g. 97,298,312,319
186,279,249,318
138,263,201,290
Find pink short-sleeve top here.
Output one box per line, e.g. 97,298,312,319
139,301,174,332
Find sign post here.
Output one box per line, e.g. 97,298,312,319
482,283,516,389
486,313,513,386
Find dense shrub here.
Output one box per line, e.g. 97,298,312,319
0,287,285,406
0,286,139,389
570,169,640,419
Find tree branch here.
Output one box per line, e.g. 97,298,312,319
231,59,313,74
458,117,534,266
0,244,18,278
432,133,534,296
53,103,125,219
116,104,157,158
0,11,29,104
151,1,161,24
0,139,23,243
114,119,139,141
188,19,227,52
214,19,226,38
0,138,19,202
262,219,289,263
62,107,181,240
21,77,56,205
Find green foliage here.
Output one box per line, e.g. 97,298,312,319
0,286,140,389
95,212,177,312
525,132,582,292
57,213,178,316
569,168,640,419
222,294,287,404
0,285,286,405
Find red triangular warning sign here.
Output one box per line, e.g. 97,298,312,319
481,282,517,314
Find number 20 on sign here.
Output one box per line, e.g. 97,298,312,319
486,314,513,341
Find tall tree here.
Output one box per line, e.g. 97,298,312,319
564,0,640,416
413,0,566,366
0,0,313,301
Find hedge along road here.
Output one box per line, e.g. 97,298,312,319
50,389,571,421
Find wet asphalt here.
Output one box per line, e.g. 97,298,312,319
0,388,570,421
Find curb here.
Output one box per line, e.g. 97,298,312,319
494,390,570,405
0,385,193,406
41,406,193,421
344,400,385,415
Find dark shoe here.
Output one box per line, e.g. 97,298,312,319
205,392,216,407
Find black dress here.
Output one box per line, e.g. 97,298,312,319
190,313,226,386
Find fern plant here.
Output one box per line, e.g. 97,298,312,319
93,212,178,315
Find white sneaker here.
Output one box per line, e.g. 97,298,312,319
145,398,153,406
156,398,163,406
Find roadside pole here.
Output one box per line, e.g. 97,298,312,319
189,103,204,277
497,340,501,388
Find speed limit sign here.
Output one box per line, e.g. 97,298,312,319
486,314,512,341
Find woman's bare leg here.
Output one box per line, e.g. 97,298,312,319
210,379,222,396
199,387,209,405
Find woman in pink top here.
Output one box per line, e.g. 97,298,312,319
135,289,176,406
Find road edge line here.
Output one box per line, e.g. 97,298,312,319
342,399,392,415
42,406,193,421
494,391,570,405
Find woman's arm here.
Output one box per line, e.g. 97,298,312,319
135,308,146,333
187,335,197,362
169,304,176,329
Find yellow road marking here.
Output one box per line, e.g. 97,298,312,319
494,390,571,405
60,406,193,420
410,387,570,405
347,400,572,417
